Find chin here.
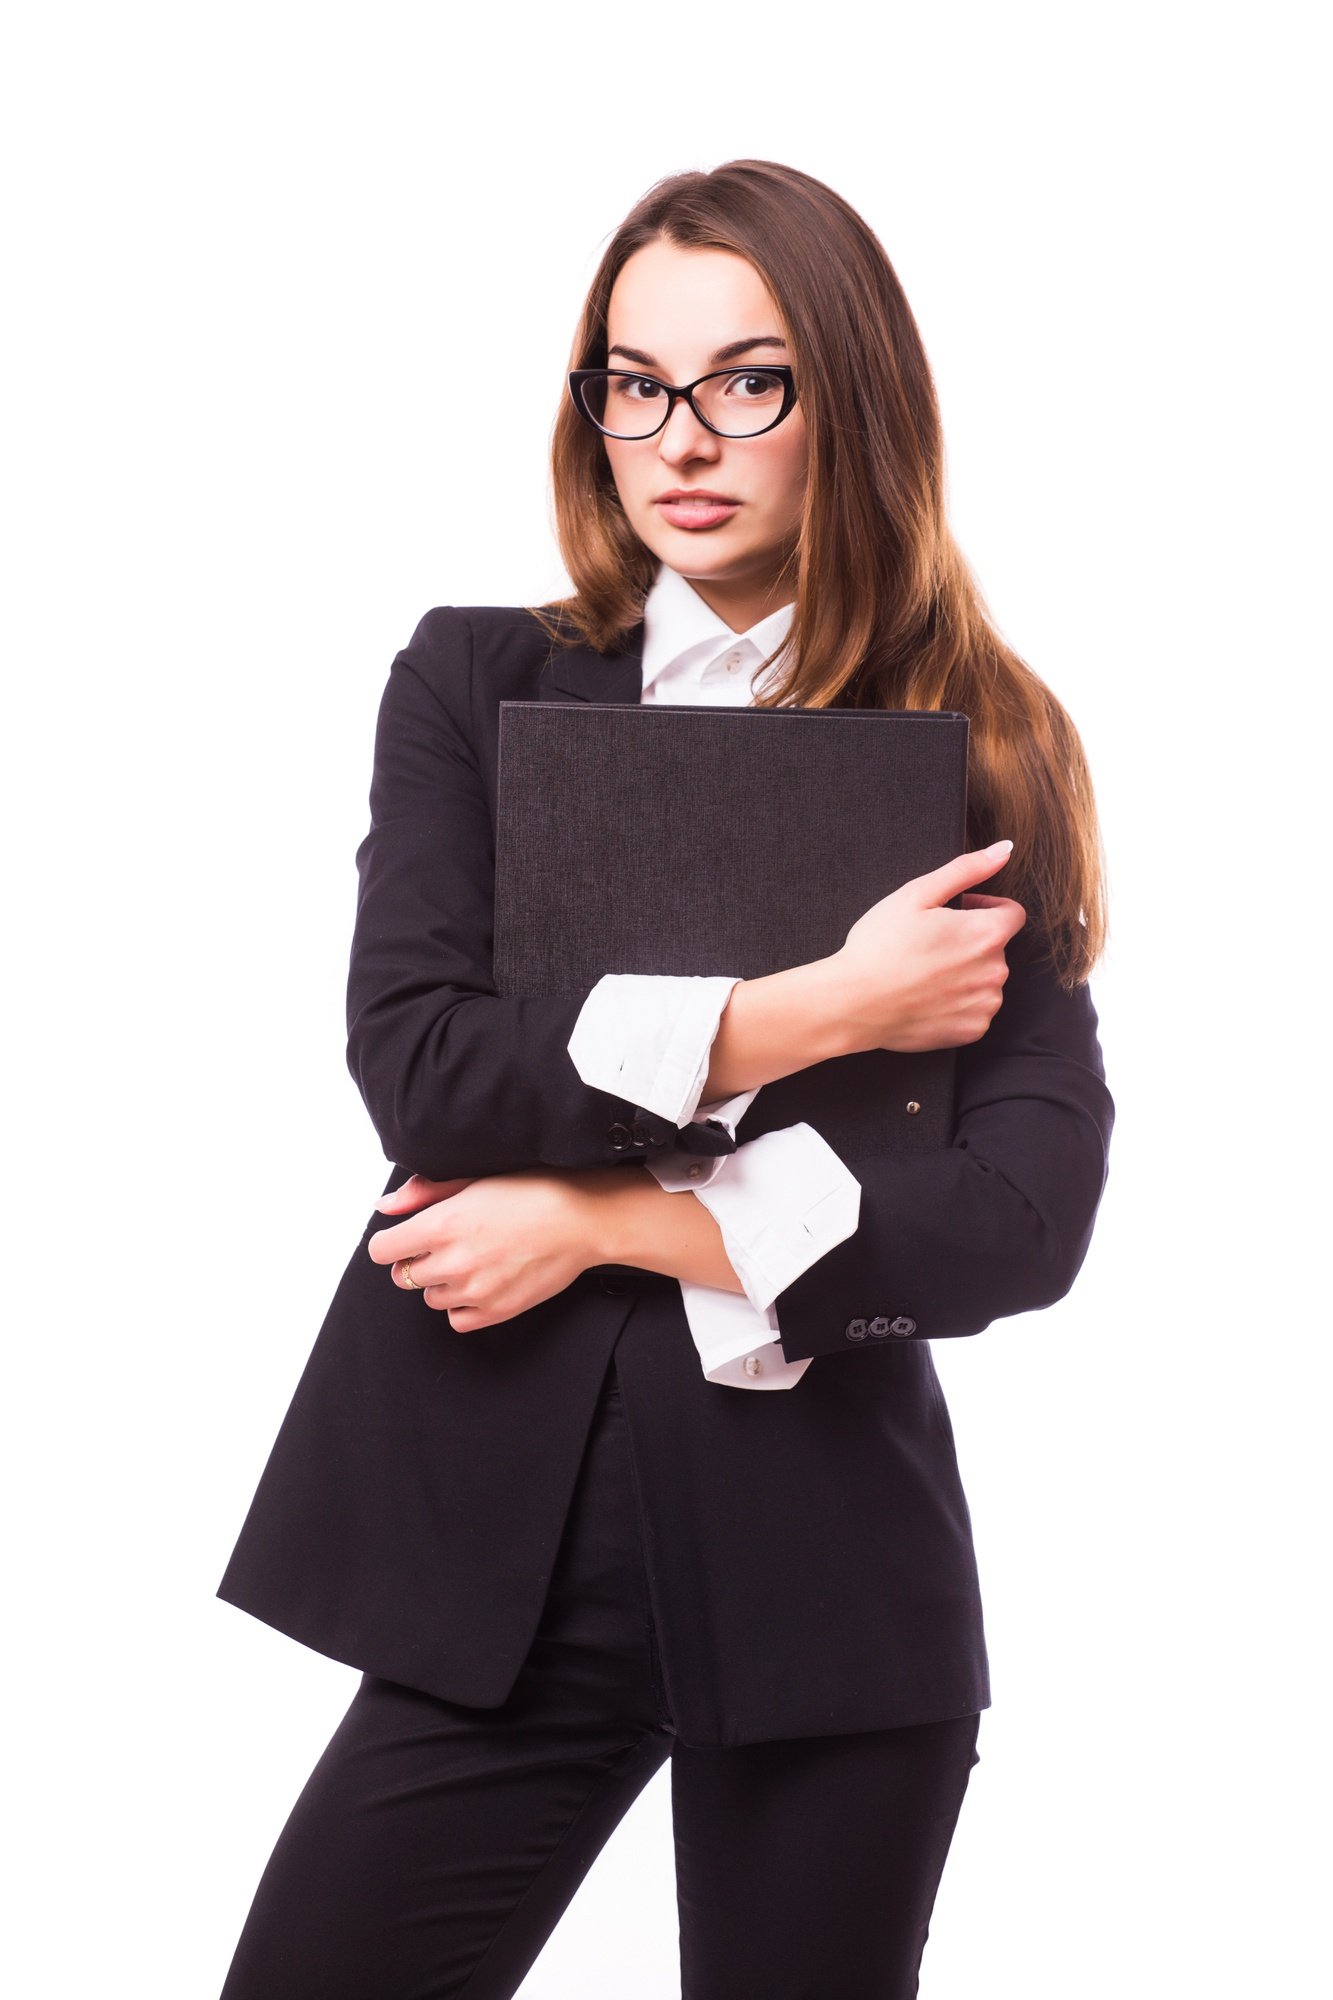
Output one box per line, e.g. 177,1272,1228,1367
647,533,763,578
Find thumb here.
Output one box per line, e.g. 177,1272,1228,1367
910,839,1014,909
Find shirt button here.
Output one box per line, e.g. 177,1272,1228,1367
744,1353,762,1376
686,1163,704,1179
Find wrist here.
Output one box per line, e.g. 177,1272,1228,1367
705,953,859,1098
816,952,876,1064
798,952,862,1060
572,1163,742,1293
567,1165,639,1269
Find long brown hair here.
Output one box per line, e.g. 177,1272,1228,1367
532,160,1107,989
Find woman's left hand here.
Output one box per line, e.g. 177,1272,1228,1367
366,1170,597,1331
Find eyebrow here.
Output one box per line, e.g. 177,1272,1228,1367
606,335,789,369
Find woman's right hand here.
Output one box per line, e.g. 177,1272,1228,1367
834,839,1028,1054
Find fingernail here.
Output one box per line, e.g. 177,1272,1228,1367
991,839,1013,854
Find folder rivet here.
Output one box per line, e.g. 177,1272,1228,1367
906,1100,921,1115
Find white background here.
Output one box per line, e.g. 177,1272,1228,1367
4,3,1327,1994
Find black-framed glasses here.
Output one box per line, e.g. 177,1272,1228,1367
568,364,798,440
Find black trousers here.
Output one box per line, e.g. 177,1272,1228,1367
219,1355,982,2000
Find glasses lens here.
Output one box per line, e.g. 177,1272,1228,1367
693,369,789,436
579,372,669,438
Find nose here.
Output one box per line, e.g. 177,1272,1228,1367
657,395,721,466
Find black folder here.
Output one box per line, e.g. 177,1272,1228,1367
492,700,969,1160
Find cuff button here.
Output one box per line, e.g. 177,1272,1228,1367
845,1318,869,1341
889,1315,916,1337
869,1316,891,1338
608,1122,632,1150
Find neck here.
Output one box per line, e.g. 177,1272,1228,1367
678,568,793,633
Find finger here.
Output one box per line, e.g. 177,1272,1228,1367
948,900,1020,944
909,840,1014,908
373,1175,423,1213
374,1174,471,1214
393,1255,470,1295
367,1218,437,1266
394,1256,448,1292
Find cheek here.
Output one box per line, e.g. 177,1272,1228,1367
760,429,809,524
604,444,647,513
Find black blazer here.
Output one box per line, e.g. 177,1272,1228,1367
216,606,1115,1748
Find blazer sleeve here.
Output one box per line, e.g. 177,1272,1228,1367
345,609,741,1179
770,923,1116,1361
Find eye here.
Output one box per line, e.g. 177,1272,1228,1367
722,370,785,399
610,373,666,403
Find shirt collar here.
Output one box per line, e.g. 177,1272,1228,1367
639,561,796,698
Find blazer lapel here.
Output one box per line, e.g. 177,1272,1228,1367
536,619,646,706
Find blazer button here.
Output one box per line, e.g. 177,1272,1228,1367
889,1315,917,1337
845,1317,868,1341
629,1121,649,1148
869,1316,891,1338
607,1122,632,1150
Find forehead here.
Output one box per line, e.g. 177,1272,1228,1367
607,240,783,360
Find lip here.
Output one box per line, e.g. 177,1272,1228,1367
655,489,742,531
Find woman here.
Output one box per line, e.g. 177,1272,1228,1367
217,159,1114,1998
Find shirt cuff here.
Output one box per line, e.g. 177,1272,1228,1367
686,1123,862,1315
644,1088,761,1190
566,973,745,1127
676,1281,813,1390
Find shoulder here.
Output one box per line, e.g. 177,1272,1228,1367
383,605,567,757
372,604,568,774
398,603,561,692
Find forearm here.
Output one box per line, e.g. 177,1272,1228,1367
772,938,1116,1360
700,953,855,1102
572,1167,746,1295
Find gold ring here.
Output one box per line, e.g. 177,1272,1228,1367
401,1256,422,1290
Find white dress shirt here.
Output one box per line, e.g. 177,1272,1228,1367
565,561,863,1390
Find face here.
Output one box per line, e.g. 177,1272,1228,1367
600,239,809,630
